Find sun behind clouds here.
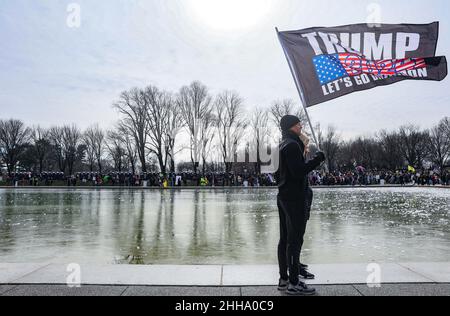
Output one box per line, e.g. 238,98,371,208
187,0,274,31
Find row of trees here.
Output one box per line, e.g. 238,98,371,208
113,82,309,175
317,118,450,172
1,81,449,176
0,81,305,176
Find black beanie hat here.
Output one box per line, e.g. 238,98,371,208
280,115,301,132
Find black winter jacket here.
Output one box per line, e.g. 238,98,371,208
277,131,323,202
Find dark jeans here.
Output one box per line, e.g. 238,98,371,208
277,197,307,285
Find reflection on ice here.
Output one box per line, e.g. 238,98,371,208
0,187,449,264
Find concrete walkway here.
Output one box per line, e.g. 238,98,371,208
1,283,450,296
1,263,449,296
1,263,449,285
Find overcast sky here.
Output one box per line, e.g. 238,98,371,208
0,0,449,139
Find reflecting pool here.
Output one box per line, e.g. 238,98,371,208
0,188,449,264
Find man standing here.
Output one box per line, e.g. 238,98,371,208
277,115,325,296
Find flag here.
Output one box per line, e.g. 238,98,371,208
313,53,432,85
277,22,447,107
337,54,427,76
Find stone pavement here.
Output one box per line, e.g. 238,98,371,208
1,262,449,296
1,283,449,296
1,263,449,285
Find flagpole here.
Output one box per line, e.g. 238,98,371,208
276,27,329,173
275,27,320,150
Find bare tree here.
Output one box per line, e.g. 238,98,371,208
0,119,31,175
166,100,184,173
143,86,176,174
200,111,216,174
83,129,96,172
250,107,270,174
398,125,429,168
377,130,404,170
48,126,66,173
270,99,308,133
444,117,450,168
83,125,105,173
427,118,450,172
177,81,213,173
117,122,138,174
350,137,380,170
443,117,450,138
215,91,247,173
336,141,354,169
62,125,81,176
317,124,341,171
106,130,126,172
30,126,50,174
114,88,151,173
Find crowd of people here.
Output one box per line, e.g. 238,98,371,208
309,169,450,186
0,168,449,187
0,171,277,187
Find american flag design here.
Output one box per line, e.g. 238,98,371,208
313,53,427,85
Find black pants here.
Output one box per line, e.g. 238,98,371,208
277,197,307,285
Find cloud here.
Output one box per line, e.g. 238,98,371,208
0,0,449,138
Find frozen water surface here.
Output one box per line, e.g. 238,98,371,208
0,188,449,264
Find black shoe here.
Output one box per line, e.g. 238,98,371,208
278,278,288,291
287,281,316,296
300,263,309,270
299,268,315,280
